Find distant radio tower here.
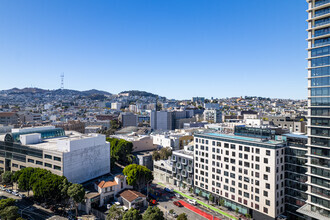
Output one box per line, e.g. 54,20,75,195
60,73,64,90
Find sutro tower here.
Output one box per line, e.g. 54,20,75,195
60,73,64,90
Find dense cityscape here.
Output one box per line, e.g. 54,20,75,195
0,0,329,220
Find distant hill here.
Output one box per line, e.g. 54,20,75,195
0,87,112,96
119,90,160,98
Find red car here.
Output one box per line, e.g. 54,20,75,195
173,201,183,207
149,199,157,205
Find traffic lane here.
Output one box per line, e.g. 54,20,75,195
158,199,207,220
0,191,54,220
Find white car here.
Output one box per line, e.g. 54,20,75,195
187,199,197,205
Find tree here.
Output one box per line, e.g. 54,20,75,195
18,167,36,196
177,213,188,220
159,147,172,160
12,170,22,190
0,206,19,220
169,209,174,214
1,171,13,186
208,194,214,204
219,199,225,207
107,138,134,165
235,207,239,214
123,164,153,191
59,178,72,204
142,206,164,220
198,191,202,197
106,204,123,220
67,184,85,216
152,151,161,161
0,198,15,210
122,208,141,220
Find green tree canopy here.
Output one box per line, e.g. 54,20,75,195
106,204,123,220
107,138,134,165
0,198,15,210
122,208,141,220
142,206,164,220
68,183,85,216
177,213,188,220
0,206,19,220
1,171,13,185
123,164,153,191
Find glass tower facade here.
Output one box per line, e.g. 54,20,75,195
299,0,330,219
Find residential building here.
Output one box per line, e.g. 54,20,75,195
119,112,138,127
204,109,222,123
153,159,174,185
268,116,307,133
0,126,110,183
0,112,19,126
283,134,308,220
297,1,330,219
171,146,194,189
94,175,133,207
194,131,286,220
111,102,122,110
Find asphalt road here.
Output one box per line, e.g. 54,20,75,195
0,191,55,220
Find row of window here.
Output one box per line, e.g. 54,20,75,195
311,87,330,96
311,166,330,178
315,0,330,8
311,136,330,148
26,158,61,171
311,76,330,86
314,36,330,47
311,107,330,116
314,16,330,27
315,6,330,18
311,65,330,77
44,154,61,162
312,117,330,126
311,55,330,67
311,157,330,168
311,97,330,106
314,26,330,37
311,127,330,137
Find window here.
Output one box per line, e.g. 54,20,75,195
264,174,268,180
28,159,34,163
244,147,250,152
264,191,268,197
266,150,271,156
36,161,43,165
45,163,52,168
244,192,249,198
45,154,52,159
266,167,270,173
256,148,260,154
266,183,270,189
266,200,270,206
54,165,61,171
12,163,18,168
264,158,268,164
264,207,268,214
255,196,259,202
54,156,61,162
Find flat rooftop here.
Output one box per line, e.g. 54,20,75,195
199,133,283,145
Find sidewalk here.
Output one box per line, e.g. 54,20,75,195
156,182,238,220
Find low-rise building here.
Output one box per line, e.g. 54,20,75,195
171,146,194,189
0,126,110,183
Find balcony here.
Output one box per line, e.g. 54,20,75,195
176,163,182,169
176,174,181,181
172,167,176,173
187,166,193,173
182,159,187,165
182,170,187,177
171,156,177,162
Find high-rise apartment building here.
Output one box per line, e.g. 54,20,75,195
297,1,330,219
194,132,286,220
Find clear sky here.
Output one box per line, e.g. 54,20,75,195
0,0,307,100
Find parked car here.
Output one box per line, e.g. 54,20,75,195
187,199,197,205
164,187,174,193
149,199,157,205
175,193,182,198
170,212,178,218
19,194,26,198
173,201,183,207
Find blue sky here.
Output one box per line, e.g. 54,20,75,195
0,0,307,100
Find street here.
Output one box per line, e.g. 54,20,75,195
0,191,55,220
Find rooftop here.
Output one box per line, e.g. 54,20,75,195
199,133,283,145
119,190,146,202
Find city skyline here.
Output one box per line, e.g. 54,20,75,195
0,0,307,100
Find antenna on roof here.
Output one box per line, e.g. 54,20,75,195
60,73,64,90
